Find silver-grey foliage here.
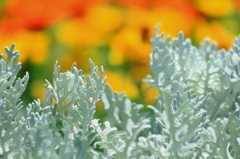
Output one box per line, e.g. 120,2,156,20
0,26,240,158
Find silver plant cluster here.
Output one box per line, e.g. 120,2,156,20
0,26,240,158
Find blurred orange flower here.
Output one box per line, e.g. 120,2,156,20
5,0,69,30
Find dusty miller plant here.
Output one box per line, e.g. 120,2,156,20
0,25,240,158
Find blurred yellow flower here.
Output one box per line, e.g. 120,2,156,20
109,27,151,65
105,70,139,99
109,5,199,65
141,83,159,104
56,18,99,47
0,30,50,63
194,0,235,17
109,8,155,65
85,4,124,33
30,79,46,101
195,20,236,49
154,7,197,37
56,4,123,48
